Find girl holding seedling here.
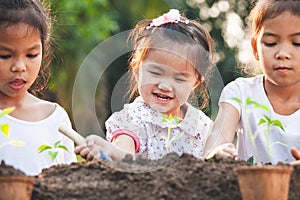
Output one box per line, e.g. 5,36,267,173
204,0,300,164
0,0,76,175
75,9,214,161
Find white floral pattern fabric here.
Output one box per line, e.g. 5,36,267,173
105,96,212,160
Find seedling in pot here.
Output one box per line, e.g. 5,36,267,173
233,97,286,164
38,140,68,162
161,113,184,153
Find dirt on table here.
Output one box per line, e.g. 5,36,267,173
1,154,300,200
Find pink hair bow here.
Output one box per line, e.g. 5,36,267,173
147,9,189,29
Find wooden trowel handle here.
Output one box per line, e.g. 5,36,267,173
59,123,86,146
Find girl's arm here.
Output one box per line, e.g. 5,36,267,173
75,134,135,161
204,102,240,159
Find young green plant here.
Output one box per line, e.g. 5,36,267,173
233,97,286,164
161,113,184,153
38,140,69,162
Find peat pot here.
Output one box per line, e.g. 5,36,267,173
233,165,293,200
0,176,35,200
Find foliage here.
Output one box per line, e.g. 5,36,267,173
233,97,286,164
38,140,69,162
45,0,254,133
161,114,184,152
43,0,120,129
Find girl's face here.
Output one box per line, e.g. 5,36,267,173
0,23,42,100
252,11,300,88
137,48,200,118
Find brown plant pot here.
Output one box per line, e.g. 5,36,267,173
233,165,293,200
0,176,35,200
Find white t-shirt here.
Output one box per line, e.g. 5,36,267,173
0,104,77,175
105,96,212,160
220,75,300,164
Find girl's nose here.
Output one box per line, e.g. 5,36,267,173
275,50,291,60
11,60,26,72
158,82,173,92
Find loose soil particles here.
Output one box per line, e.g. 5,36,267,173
1,154,300,200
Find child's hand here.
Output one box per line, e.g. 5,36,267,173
75,135,102,161
205,143,237,159
291,147,300,160
290,147,300,166
74,135,130,161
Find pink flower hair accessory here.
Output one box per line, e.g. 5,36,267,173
146,9,189,29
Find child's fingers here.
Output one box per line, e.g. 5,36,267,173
291,147,300,160
87,147,102,161
223,145,237,158
74,145,85,154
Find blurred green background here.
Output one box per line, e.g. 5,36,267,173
44,0,255,136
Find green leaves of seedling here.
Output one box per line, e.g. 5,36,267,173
161,113,181,126
258,115,285,132
38,140,69,162
233,97,286,164
161,113,183,152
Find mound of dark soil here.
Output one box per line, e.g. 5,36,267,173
28,154,300,200
1,154,299,200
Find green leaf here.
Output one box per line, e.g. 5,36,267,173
58,145,69,151
247,156,254,165
259,104,270,112
0,107,15,118
0,124,10,137
161,113,168,119
232,97,241,103
53,140,62,148
271,120,285,132
172,117,182,125
38,145,52,153
263,115,271,123
257,119,266,126
48,151,58,161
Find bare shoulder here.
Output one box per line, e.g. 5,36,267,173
14,94,58,122
32,96,57,117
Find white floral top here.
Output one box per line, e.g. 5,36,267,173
105,96,212,160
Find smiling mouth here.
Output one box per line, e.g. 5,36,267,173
153,93,173,101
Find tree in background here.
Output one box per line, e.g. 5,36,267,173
47,0,252,135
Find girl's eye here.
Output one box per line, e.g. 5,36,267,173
175,77,186,82
149,71,162,76
293,42,300,47
27,53,39,58
263,42,276,47
0,55,11,59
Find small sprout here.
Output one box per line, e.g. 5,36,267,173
161,113,184,153
38,140,69,162
233,97,286,164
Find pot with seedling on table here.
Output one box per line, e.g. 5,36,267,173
232,97,293,200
